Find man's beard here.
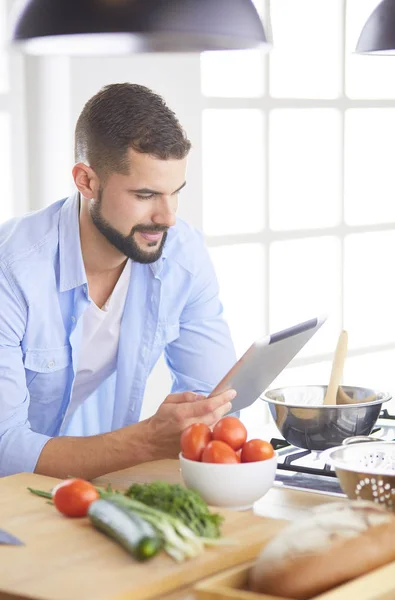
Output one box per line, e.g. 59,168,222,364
89,188,168,264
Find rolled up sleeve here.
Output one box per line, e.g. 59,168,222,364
0,266,51,476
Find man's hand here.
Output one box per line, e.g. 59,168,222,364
144,389,237,458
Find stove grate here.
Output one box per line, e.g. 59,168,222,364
270,437,337,478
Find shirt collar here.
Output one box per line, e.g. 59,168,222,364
58,191,87,292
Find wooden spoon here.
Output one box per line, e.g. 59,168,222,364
323,330,348,405
336,386,377,405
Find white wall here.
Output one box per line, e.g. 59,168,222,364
24,53,205,418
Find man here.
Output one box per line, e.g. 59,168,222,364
0,83,237,479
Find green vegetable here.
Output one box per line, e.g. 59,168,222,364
125,481,223,539
99,491,225,562
27,482,229,562
88,498,162,561
28,487,52,499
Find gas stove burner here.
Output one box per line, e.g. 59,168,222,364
266,411,395,496
271,437,345,496
270,437,337,478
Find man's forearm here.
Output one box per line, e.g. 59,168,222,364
34,418,166,480
33,389,233,480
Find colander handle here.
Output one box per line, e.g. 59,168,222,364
342,435,383,446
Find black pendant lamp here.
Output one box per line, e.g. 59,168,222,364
11,0,270,55
356,0,395,54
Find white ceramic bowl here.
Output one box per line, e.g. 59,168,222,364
179,452,277,511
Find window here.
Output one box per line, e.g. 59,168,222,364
0,1,12,222
201,0,395,430
0,1,27,223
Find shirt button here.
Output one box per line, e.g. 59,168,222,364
71,316,76,323
48,361,55,369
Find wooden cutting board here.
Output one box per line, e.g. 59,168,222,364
0,470,288,600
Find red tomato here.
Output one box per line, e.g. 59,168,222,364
181,423,212,461
201,440,239,464
52,479,100,518
241,439,275,463
212,416,247,451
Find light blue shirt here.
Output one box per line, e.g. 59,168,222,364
0,192,236,476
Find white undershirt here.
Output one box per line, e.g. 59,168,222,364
63,260,131,425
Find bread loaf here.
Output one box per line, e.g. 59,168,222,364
249,500,395,599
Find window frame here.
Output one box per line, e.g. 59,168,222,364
201,0,395,375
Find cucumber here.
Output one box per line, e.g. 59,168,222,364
88,498,162,561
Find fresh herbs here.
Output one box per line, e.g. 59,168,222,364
125,481,223,539
98,491,225,562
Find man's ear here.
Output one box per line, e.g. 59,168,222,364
72,163,98,199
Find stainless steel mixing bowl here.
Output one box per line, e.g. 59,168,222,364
261,385,391,451
326,441,395,512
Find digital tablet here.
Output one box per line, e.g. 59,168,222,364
209,315,327,413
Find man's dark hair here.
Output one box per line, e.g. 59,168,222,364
75,83,191,179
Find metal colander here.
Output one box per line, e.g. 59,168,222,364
327,442,395,511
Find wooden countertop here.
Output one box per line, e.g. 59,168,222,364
0,467,287,600
1,460,391,600
92,459,346,600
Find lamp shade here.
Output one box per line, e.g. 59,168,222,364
11,0,270,55
355,0,395,54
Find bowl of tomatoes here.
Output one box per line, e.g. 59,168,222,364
179,417,277,510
